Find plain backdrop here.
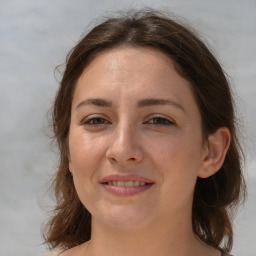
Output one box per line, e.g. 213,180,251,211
0,1,255,256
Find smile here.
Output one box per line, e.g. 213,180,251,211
105,181,147,187
100,175,155,196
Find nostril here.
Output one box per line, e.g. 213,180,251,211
106,144,144,164
108,157,117,163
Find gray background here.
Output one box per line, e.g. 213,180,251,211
0,0,255,256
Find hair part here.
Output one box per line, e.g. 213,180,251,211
43,8,246,253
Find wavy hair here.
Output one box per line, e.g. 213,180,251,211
43,9,246,254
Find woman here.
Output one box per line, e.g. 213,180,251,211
43,9,246,256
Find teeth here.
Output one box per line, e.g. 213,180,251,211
117,181,125,187
125,181,134,187
106,181,148,187
134,180,140,186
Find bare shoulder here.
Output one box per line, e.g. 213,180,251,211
58,247,79,256
58,243,89,256
41,251,62,256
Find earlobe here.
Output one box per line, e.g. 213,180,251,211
68,156,74,174
198,127,231,178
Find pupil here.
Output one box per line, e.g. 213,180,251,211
155,118,164,124
95,118,102,123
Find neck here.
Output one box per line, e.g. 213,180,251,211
84,213,215,256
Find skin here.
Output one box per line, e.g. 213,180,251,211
62,46,230,256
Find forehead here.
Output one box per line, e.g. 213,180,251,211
72,47,199,113
75,46,192,98
72,46,202,127
79,46,175,80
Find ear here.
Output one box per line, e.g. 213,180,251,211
198,127,231,178
68,155,74,174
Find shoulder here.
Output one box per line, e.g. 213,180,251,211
41,242,89,256
41,251,62,256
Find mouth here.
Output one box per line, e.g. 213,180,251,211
103,180,150,187
100,175,155,196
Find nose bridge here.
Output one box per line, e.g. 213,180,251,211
106,117,143,164
117,118,134,144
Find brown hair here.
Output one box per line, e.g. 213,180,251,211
43,9,246,253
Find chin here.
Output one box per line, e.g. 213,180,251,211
95,204,153,230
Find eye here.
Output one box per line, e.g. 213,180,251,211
146,116,174,126
82,115,111,126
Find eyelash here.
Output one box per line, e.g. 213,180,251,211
82,116,110,126
82,115,174,127
145,117,174,126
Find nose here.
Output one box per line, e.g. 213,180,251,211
106,123,144,165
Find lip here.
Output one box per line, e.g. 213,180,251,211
100,174,155,183
100,174,155,196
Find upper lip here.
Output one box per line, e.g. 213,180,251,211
100,174,155,184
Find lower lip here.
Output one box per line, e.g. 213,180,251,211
102,183,154,196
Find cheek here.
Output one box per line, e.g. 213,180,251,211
154,140,200,212
69,132,104,209
153,133,202,166
69,131,104,179
153,133,202,186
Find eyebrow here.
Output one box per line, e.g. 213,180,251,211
76,97,185,112
137,98,185,112
76,98,112,109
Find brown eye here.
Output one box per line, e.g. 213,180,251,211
82,116,111,126
87,117,106,124
147,117,174,126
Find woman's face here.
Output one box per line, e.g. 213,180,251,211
68,47,208,230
